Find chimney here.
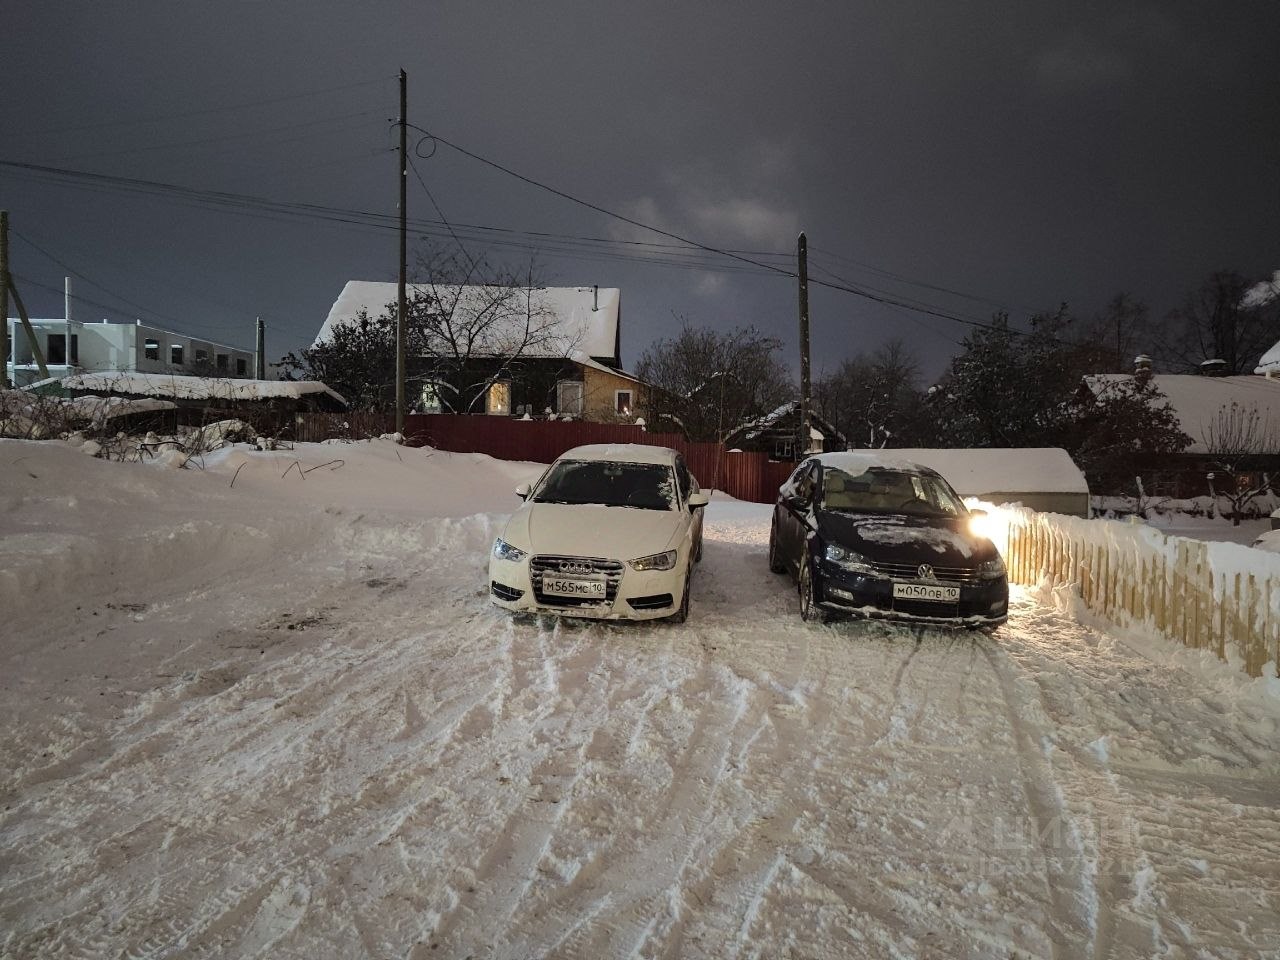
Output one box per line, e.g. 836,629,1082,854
1134,354,1152,375
1198,358,1228,377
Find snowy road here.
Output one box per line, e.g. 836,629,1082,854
2,441,1278,959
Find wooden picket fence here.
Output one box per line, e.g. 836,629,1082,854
997,506,1279,678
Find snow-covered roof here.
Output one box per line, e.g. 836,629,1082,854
814,448,1090,495
315,281,621,363
569,350,644,384
1084,374,1280,453
558,443,677,465
1255,339,1280,376
32,372,347,407
729,401,847,445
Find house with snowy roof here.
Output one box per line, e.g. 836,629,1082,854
723,401,848,460
1081,359,1280,496
316,281,650,420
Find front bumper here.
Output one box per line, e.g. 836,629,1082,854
488,554,685,621
815,560,1008,628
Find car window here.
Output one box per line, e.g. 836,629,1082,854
675,457,693,503
793,460,818,504
532,460,676,510
821,467,965,517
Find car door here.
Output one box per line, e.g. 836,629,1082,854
674,455,702,557
777,460,819,575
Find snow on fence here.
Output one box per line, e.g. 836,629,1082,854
989,505,1279,678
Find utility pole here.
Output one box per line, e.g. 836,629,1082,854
255,316,266,379
395,68,408,434
65,277,73,373
797,231,811,456
1,211,10,389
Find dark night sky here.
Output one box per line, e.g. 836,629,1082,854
3,2,1278,380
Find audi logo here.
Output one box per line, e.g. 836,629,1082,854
917,564,936,580
559,560,593,575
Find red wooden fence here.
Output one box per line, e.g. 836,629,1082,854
293,412,796,504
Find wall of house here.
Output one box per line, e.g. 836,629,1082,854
582,365,644,422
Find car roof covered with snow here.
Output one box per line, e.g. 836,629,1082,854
811,451,936,475
556,443,678,466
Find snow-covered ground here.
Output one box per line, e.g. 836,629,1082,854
2,439,1278,960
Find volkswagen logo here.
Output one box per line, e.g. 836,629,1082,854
917,563,935,580
560,559,593,575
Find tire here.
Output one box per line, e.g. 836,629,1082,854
669,567,691,624
768,521,787,574
798,559,825,622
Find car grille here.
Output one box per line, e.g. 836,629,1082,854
530,555,624,607
869,560,980,583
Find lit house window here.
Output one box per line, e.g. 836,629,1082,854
170,344,184,365
615,389,633,415
556,380,583,416
487,381,511,416
144,338,160,361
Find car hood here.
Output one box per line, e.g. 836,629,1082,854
502,501,683,560
817,511,997,567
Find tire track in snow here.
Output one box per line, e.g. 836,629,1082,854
978,637,1096,959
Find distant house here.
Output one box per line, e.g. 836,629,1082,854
1081,364,1280,496
316,281,646,422
5,317,255,388
724,401,848,460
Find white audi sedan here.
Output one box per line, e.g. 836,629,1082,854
489,444,709,622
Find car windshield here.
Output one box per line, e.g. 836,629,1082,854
533,460,676,510
820,466,966,518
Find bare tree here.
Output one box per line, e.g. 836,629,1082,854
814,338,928,448
408,248,568,413
1201,401,1276,525
635,321,792,442
283,247,567,413
1162,271,1280,375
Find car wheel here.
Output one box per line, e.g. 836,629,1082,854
798,559,824,622
768,521,787,574
669,567,691,624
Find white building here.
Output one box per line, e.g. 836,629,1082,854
5,318,255,388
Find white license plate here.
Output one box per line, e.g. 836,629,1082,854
892,582,960,603
543,576,607,599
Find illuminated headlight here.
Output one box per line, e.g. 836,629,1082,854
976,556,1006,580
629,550,676,571
824,542,875,573
492,538,527,563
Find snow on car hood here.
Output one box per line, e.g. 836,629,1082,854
817,512,997,566
502,501,683,560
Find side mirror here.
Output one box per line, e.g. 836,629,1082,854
785,494,807,511
515,483,531,500
687,491,710,510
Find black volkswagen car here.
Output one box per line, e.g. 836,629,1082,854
768,454,1008,627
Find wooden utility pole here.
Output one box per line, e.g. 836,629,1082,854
255,316,266,379
9,280,50,381
395,68,408,434
797,231,811,456
1,211,10,389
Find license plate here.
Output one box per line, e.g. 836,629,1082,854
892,582,960,602
543,576,607,599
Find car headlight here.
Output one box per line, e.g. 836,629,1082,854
976,556,1006,580
824,542,875,573
492,538,527,563
629,549,677,571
